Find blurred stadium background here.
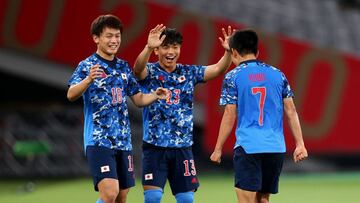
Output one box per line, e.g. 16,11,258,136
1,0,360,202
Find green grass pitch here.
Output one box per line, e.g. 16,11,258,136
0,172,359,203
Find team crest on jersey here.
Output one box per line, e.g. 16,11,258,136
178,75,186,83
121,73,127,80
158,75,165,81
144,173,153,180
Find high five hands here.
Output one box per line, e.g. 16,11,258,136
147,24,167,49
219,26,236,52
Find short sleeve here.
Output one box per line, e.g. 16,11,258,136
68,62,88,86
219,73,238,106
124,63,141,96
192,65,206,84
281,72,294,98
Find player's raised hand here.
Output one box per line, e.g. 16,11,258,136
147,24,166,49
219,26,235,52
154,87,169,100
88,64,104,82
210,150,222,164
293,145,308,163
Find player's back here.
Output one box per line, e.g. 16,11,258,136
232,60,290,153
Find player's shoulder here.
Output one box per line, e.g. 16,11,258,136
259,62,282,73
224,65,243,80
179,63,204,69
113,57,133,74
146,62,159,68
145,62,160,74
257,62,288,80
77,54,97,69
177,63,205,76
115,57,129,65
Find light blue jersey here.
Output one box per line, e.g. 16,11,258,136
138,62,206,148
220,60,294,153
68,54,140,151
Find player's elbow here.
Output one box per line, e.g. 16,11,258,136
133,101,145,108
133,67,140,76
67,94,76,102
67,91,78,102
131,93,146,107
133,64,144,78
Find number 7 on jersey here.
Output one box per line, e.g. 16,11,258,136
251,87,266,126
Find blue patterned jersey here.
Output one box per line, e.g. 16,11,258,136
220,60,294,154
138,62,206,148
68,53,140,151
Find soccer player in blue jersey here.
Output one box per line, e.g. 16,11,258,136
133,24,233,203
67,15,167,203
210,29,308,203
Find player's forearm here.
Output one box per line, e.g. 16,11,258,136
131,92,157,107
284,98,305,147
67,77,92,101
204,51,231,81
287,112,305,147
214,110,236,152
134,45,153,80
217,50,232,72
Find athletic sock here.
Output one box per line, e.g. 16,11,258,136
144,189,163,203
175,191,194,203
96,199,105,203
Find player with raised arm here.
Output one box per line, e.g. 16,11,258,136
133,24,233,203
67,15,167,203
210,29,308,203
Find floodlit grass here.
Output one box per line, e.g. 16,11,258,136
0,172,359,203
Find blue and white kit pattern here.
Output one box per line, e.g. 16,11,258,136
139,62,206,148
68,54,140,151
220,61,294,106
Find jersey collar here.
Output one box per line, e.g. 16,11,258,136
239,59,260,67
155,62,178,74
94,53,117,68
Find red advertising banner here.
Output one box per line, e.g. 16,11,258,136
0,0,359,154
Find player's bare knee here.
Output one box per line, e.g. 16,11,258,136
101,194,117,203
101,188,119,203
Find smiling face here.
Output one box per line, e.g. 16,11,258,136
155,43,181,71
93,27,121,60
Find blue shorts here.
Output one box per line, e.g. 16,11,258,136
142,142,200,195
86,146,135,191
233,146,285,194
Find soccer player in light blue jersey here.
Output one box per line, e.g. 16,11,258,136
133,24,233,203
210,29,308,203
67,15,167,203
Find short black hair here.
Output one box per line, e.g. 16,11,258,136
229,29,258,56
160,28,183,46
90,14,123,36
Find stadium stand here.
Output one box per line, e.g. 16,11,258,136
0,0,359,178
150,0,360,56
